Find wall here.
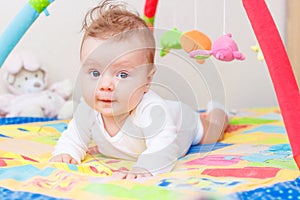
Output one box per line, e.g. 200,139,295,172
0,0,286,110
287,0,300,88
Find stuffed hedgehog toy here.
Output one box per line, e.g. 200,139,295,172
3,51,47,95
0,51,73,119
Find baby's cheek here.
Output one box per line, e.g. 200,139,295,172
127,87,148,109
83,86,96,97
81,76,97,91
81,82,96,101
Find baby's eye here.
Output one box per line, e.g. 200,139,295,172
117,72,129,79
89,70,100,78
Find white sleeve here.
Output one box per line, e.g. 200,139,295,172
133,103,179,175
52,119,91,163
52,101,93,163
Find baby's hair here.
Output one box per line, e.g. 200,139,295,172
82,0,148,39
81,0,155,63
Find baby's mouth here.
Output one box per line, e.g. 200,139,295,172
99,99,115,103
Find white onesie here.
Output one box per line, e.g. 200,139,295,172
52,90,203,175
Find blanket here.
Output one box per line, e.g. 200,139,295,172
0,107,299,199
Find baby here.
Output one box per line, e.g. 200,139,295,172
50,0,229,179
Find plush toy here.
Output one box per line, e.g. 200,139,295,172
4,91,65,118
251,44,264,61
0,51,73,119
159,30,245,63
159,28,212,64
3,51,47,94
160,28,182,57
180,30,212,64
189,33,245,62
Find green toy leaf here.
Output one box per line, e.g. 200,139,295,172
159,28,182,57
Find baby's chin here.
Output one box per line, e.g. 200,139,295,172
97,108,131,118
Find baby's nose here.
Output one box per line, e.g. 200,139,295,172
98,76,114,91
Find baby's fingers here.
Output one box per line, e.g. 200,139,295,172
69,158,78,164
112,171,127,179
135,173,152,179
49,155,65,163
125,173,137,179
61,154,78,164
49,154,78,164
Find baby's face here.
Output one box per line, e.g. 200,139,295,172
80,37,154,118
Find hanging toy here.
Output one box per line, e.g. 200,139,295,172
159,29,212,64
210,33,245,61
180,30,212,64
188,0,245,62
160,28,182,57
189,33,245,62
251,44,264,61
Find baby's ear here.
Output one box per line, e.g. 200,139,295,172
145,65,156,92
147,65,156,80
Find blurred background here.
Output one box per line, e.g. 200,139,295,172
0,0,297,110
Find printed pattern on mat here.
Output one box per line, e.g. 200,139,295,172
0,108,299,199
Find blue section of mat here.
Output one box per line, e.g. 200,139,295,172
229,176,300,200
0,117,57,125
0,186,67,200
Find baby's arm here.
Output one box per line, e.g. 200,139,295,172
134,131,178,176
132,104,179,176
50,101,94,164
50,118,91,164
111,104,178,179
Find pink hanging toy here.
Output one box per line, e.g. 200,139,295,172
189,33,245,62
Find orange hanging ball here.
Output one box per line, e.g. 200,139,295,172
180,30,212,64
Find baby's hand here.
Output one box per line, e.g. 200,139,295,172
49,154,78,164
112,167,153,179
